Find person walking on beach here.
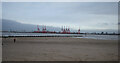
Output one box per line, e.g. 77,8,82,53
14,38,16,43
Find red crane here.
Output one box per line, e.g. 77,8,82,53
78,28,80,34
42,25,47,33
37,25,40,32
68,28,70,33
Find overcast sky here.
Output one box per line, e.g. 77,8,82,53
2,2,118,31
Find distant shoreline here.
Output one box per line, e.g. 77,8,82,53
2,35,83,38
2,31,120,35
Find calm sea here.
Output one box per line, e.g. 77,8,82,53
2,32,118,40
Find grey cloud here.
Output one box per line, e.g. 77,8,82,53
2,2,118,32
62,2,118,15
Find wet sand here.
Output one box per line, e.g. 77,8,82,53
2,37,118,61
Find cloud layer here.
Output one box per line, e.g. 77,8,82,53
2,2,118,31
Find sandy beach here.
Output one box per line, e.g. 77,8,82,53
2,37,118,61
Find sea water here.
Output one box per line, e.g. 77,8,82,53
2,32,118,40
75,34,118,40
